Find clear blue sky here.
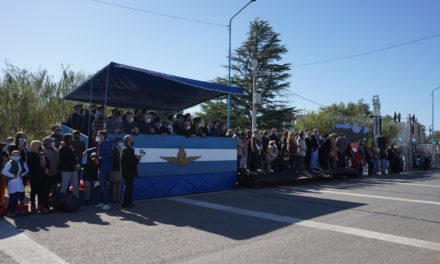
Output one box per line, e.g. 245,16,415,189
1,0,439,129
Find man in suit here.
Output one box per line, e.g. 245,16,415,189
121,135,140,208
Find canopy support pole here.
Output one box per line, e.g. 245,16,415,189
103,66,110,129
61,99,65,125
88,79,93,140
227,94,231,129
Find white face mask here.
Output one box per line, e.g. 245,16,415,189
95,136,101,143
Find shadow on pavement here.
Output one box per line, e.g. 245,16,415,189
4,170,436,241
3,191,365,241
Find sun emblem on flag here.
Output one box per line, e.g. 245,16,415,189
160,147,201,166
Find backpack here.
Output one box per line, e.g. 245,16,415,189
4,160,25,181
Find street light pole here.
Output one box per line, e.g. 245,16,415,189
431,86,440,166
251,59,258,130
227,0,256,130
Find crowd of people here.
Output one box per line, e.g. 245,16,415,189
66,104,229,140
0,127,140,217
232,127,404,176
0,102,237,218
0,103,406,218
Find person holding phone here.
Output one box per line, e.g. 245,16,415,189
121,135,140,209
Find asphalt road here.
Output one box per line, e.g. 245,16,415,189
2,171,440,264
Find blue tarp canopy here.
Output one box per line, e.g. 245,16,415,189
64,62,243,111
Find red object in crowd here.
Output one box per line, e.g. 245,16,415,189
69,179,86,192
18,203,29,214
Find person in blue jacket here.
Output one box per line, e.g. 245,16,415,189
88,130,113,210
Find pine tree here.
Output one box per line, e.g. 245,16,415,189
198,18,295,130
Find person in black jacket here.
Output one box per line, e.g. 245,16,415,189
27,140,51,213
121,135,140,208
319,134,331,171
67,104,83,131
83,152,99,206
59,134,80,198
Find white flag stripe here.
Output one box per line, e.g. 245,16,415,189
134,148,237,163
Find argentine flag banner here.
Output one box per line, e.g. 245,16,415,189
123,135,237,199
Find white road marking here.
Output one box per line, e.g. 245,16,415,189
0,220,68,264
169,197,440,252
395,182,440,188
286,187,440,205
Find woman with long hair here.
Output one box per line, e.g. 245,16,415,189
27,140,51,213
287,132,298,171
59,134,80,198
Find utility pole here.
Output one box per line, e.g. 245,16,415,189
372,95,381,146
408,113,413,171
227,0,256,130
251,59,258,130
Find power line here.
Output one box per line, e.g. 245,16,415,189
91,0,227,28
284,89,326,107
414,94,431,116
293,32,440,68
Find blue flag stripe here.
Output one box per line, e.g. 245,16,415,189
138,160,236,177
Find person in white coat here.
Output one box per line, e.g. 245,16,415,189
2,150,29,217
266,140,278,172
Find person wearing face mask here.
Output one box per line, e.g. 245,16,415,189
107,109,124,134
59,134,80,198
27,140,51,213
173,113,185,136
110,138,123,203
151,117,163,135
49,125,63,149
233,129,244,171
123,112,138,134
71,130,86,163
191,117,204,137
92,106,105,136
8,132,30,208
87,130,113,210
157,114,173,136
121,135,140,208
2,150,29,217
250,129,263,172
42,137,60,196
0,142,10,209
183,120,195,137
296,131,307,172
138,112,153,134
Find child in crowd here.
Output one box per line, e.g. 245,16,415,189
1,150,29,217
83,152,99,206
